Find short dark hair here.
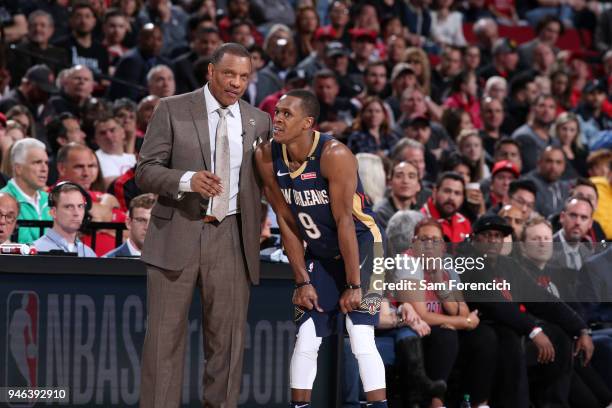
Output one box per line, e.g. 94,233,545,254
365,61,386,76
435,171,465,190
194,25,220,39
229,18,251,35
508,179,537,198
210,43,250,65
70,1,96,16
313,69,337,83
536,14,564,36
113,98,137,115
50,183,84,208
509,71,535,97
284,89,320,123
494,138,520,154
103,8,126,23
571,177,598,199
129,193,156,218
46,112,78,153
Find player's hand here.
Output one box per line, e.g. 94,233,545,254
532,332,555,364
191,170,223,198
293,285,323,312
339,289,362,314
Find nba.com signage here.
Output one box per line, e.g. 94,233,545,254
0,265,298,407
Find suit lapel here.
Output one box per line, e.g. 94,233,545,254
239,99,256,153
190,88,211,170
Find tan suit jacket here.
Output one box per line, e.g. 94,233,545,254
135,87,272,283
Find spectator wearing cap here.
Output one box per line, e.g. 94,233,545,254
478,38,519,83
136,0,188,58
487,160,519,208
312,69,357,140
511,94,557,174
575,79,612,148
480,97,508,159
347,96,399,156
104,193,155,258
172,26,221,95
44,65,93,120
347,28,378,85
420,171,471,242
525,146,571,218
518,15,562,68
255,31,297,106
0,139,51,244
465,214,589,408
386,64,417,120
296,26,337,81
8,11,70,89
0,192,19,244
258,69,308,117
109,24,171,102
321,42,362,98
56,1,109,78
430,0,467,47
374,161,424,230
0,64,57,123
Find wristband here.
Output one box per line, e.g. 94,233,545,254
295,281,312,289
346,283,361,290
529,326,543,340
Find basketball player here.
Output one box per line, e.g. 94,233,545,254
255,90,388,408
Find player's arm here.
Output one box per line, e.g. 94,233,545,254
255,143,323,312
321,141,362,313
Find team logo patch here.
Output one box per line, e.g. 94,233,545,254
358,293,382,315
301,172,317,180
294,306,305,322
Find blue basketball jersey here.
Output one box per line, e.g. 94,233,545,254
271,131,382,259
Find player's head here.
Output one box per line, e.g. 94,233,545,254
273,90,320,143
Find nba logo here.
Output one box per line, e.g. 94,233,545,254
5,291,39,407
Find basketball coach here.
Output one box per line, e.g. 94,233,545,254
135,43,272,407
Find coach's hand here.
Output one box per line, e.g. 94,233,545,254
294,285,323,312
340,289,362,314
191,170,223,198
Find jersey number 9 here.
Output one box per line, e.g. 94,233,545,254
298,212,322,239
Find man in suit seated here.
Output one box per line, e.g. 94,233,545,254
104,193,154,258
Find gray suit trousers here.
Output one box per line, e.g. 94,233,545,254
139,215,250,408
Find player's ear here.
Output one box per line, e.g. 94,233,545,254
303,116,314,130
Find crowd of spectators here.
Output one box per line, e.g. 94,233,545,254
1,0,612,406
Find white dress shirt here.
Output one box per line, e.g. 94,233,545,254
179,84,243,215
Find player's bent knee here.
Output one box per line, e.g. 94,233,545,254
290,319,322,390
346,316,386,392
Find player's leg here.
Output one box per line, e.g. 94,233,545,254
346,315,388,407
289,318,323,407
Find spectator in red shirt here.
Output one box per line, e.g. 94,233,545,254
421,171,471,242
444,71,482,129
